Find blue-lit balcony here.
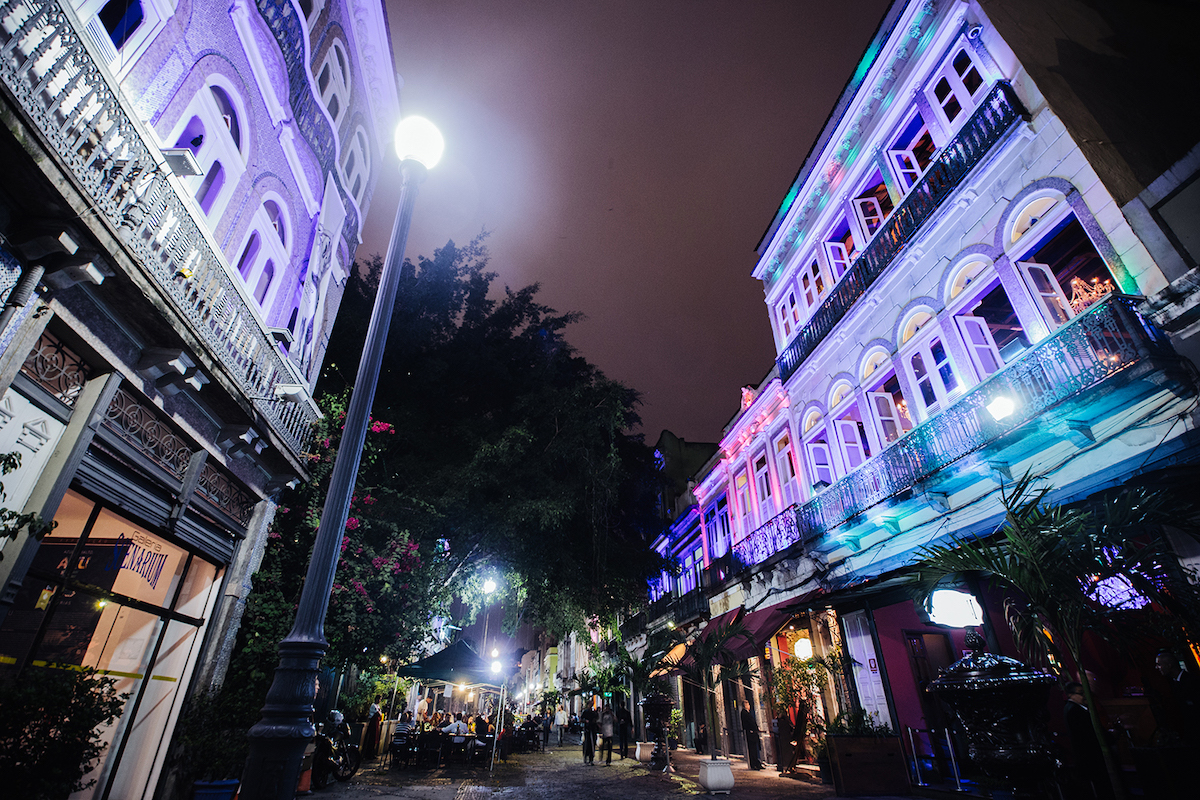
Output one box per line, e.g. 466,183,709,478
0,0,318,457
736,295,1191,570
777,81,1027,383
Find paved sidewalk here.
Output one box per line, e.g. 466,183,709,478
313,742,910,800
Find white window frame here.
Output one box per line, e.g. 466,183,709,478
753,454,775,521
773,432,800,507
799,256,829,311
901,326,963,419
75,0,172,80
853,196,886,239
834,417,869,472
231,201,289,313
165,79,248,225
823,241,853,280
318,39,352,127
1017,260,1074,332
776,289,799,342
804,437,836,489
342,127,371,203
735,471,753,539
867,388,905,447
925,41,989,131
955,314,1004,380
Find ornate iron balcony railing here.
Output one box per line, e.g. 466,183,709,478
777,82,1027,383
673,587,708,624
0,0,317,456
737,295,1177,569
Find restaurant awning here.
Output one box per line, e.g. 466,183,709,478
727,589,827,662
393,639,506,688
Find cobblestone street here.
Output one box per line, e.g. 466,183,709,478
315,742,861,800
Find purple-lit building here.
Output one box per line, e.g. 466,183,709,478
0,1,398,797
634,0,1200,777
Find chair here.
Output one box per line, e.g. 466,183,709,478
389,730,415,769
418,732,443,767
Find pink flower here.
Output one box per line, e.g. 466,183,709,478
345,517,360,531
363,495,376,505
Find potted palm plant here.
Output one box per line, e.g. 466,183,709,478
664,617,755,794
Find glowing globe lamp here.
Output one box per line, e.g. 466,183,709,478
793,637,814,659
394,116,444,168
987,395,1016,421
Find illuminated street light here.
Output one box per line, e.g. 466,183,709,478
987,395,1016,421
242,117,442,800
483,578,497,594
491,661,502,674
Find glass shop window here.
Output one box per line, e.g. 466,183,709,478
0,490,222,799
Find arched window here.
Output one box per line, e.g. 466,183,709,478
209,86,242,152
264,200,286,247
318,41,351,126
254,260,274,303
235,232,261,278
168,79,249,223
342,128,370,202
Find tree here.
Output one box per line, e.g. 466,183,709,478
770,654,834,769
663,618,756,760
1,451,56,557
620,629,672,740
916,475,1200,800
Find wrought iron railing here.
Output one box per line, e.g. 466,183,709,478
674,588,708,624
736,295,1178,570
103,387,195,479
777,82,1027,383
20,329,92,408
0,0,318,456
731,506,800,570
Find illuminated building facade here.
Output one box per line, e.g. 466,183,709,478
635,0,1200,773
0,1,398,798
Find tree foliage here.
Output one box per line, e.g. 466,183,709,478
231,236,664,684
0,666,127,799
663,618,756,760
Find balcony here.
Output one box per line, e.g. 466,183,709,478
0,0,317,457
673,588,708,625
737,295,1184,569
777,81,1027,383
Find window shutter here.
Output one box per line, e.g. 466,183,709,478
804,440,835,487
853,197,885,236
835,419,868,471
955,315,1004,378
868,391,904,445
887,148,923,191
1017,260,1074,331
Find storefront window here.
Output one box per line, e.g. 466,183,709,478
0,489,223,800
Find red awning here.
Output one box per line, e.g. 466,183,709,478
697,606,744,641
727,590,827,662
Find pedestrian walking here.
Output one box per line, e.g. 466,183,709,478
555,704,568,745
599,705,616,765
741,699,763,770
581,705,598,764
615,704,631,758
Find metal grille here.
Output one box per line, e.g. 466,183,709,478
0,0,317,455
195,460,255,527
20,328,92,407
102,387,194,479
777,82,1027,383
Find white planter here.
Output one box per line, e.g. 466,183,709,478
635,741,654,762
698,759,735,795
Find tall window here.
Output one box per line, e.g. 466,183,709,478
318,40,351,126
927,44,987,129
900,312,961,419
98,0,144,48
170,82,247,223
231,197,291,313
823,218,858,280
773,432,800,507
887,111,937,192
866,368,912,447
342,128,370,202
754,454,774,521
800,257,828,310
853,170,895,240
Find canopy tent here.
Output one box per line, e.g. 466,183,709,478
394,639,503,688
395,639,509,772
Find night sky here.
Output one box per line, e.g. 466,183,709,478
363,0,893,445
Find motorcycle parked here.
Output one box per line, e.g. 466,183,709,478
312,710,360,788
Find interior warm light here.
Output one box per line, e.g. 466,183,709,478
986,396,1016,420
794,637,814,659
394,116,444,168
491,648,499,658
928,589,984,627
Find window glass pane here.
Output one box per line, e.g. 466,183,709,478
90,508,189,608
935,77,961,121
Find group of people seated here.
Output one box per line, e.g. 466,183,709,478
391,710,495,766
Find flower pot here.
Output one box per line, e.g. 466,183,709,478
635,741,654,762
193,780,239,800
698,759,735,795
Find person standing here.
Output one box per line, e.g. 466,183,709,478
1063,682,1110,800
581,704,599,764
741,699,763,770
599,705,617,765
555,704,568,745
363,696,382,760
615,703,632,759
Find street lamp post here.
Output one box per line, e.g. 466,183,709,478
240,117,443,800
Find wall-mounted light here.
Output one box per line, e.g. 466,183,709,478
793,637,813,659
986,395,1016,421
927,589,984,628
